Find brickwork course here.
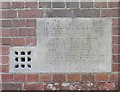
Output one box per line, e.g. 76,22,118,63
0,0,120,91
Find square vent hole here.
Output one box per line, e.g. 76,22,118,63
10,47,35,73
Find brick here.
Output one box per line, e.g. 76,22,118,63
67,74,80,82
0,29,1,37
39,2,51,8
112,27,120,35
112,46,120,54
2,83,22,90
2,74,13,82
112,18,119,26
26,19,36,27
0,28,3,37
95,74,108,81
114,82,119,90
81,74,94,81
73,9,100,17
26,37,36,46
53,74,66,82
2,65,9,73
66,2,79,8
11,38,25,46
39,74,52,82
113,55,120,63
0,47,2,55
2,29,11,37
1,2,11,9
24,84,44,90
0,31,1,38
79,82,98,90
0,20,1,27
0,56,1,62
99,82,115,90
25,2,37,8
2,10,17,18
2,47,9,55
1,56,9,64
26,74,39,82
13,20,26,27
2,38,11,45
95,2,107,8
105,83,116,90
108,2,119,8
13,74,26,82
112,64,120,72
81,2,93,8
18,10,43,18
18,28,36,36
2,20,12,27
45,9,72,17
118,19,120,26
10,29,19,37
0,65,2,72
0,19,1,24
101,9,118,17
52,2,65,8
12,2,24,8
112,36,120,44
109,74,119,81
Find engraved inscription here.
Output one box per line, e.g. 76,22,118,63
36,18,112,73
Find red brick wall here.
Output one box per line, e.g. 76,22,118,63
0,1,120,91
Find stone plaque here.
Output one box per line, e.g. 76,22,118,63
36,18,112,73
10,18,112,73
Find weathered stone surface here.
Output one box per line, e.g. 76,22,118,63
73,9,100,17
2,83,22,90
66,2,79,8
52,2,65,8
81,2,93,8
39,2,51,8
45,9,72,17
36,18,112,73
